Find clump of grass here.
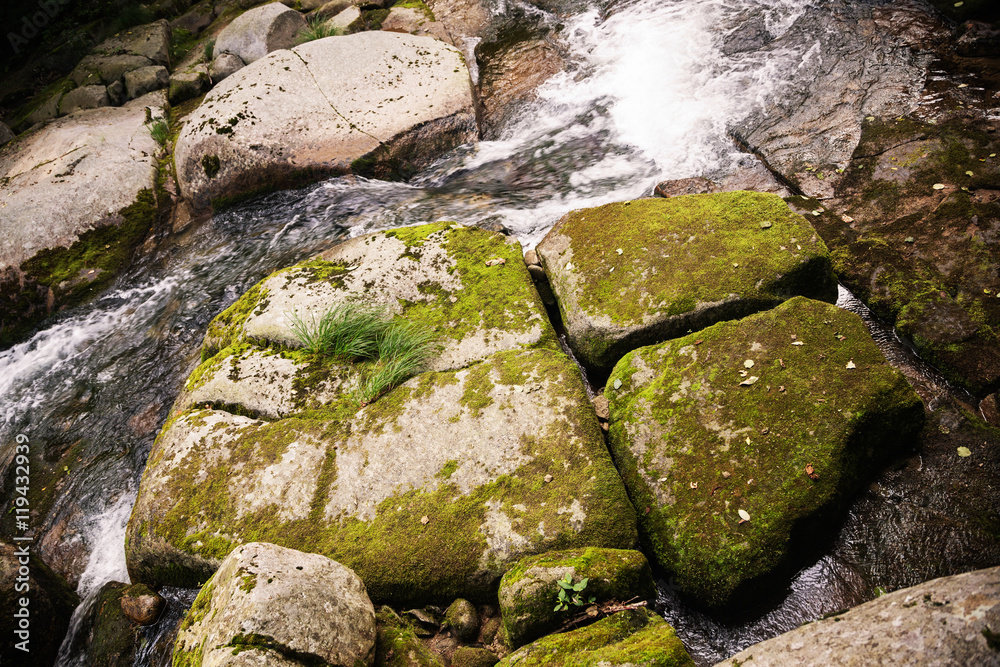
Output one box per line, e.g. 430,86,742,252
148,119,169,146
289,303,437,404
203,39,216,63
296,15,344,44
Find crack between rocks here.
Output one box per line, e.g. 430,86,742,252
26,146,87,175
290,49,385,147
851,136,928,160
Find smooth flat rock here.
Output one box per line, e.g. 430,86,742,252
213,2,308,64
535,192,837,373
497,609,694,667
174,542,376,667
606,297,924,609
716,566,1000,667
175,31,476,208
0,96,164,345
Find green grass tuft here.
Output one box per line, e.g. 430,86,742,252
296,15,344,44
148,119,169,147
289,303,437,404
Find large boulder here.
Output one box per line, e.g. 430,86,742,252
0,542,79,667
0,95,164,347
497,609,694,667
800,116,1000,395
174,542,377,667
606,296,924,609
126,224,637,602
716,566,1000,666
213,2,308,64
498,548,656,648
174,31,476,209
535,192,837,373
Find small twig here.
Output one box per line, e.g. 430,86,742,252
557,598,648,632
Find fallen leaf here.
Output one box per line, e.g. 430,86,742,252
616,248,623,255
420,516,430,525
761,427,770,434
806,464,820,480
565,262,574,270
738,509,751,522
722,471,731,479
544,474,553,483
745,436,751,445
957,446,972,458
739,376,759,386
694,339,704,345
842,215,854,223
779,385,786,392
760,221,772,229
792,341,805,346
744,359,755,368
966,171,974,176
846,360,856,369
779,358,786,368
932,183,946,190
485,258,506,266
689,481,698,489
905,237,915,243
612,379,622,390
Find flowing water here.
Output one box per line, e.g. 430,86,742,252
1,0,971,664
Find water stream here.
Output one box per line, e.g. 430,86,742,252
1,0,975,665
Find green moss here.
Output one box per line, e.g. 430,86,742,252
497,609,694,667
202,281,271,359
13,187,157,324
375,606,444,667
86,582,137,667
201,154,220,178
394,0,436,21
438,459,459,479
605,297,924,609
135,350,637,602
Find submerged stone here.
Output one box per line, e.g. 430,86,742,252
496,608,694,667
535,192,837,372
498,547,656,648
606,297,924,609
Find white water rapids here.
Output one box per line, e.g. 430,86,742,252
0,0,881,664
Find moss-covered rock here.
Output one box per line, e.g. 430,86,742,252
445,599,480,643
535,192,837,373
0,96,165,348
127,346,637,601
801,116,1000,395
496,609,694,667
375,606,444,667
498,548,655,648
173,542,376,667
606,296,924,609
452,647,499,667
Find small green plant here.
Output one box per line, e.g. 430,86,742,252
148,119,169,147
203,39,216,63
289,303,437,404
554,574,595,612
296,15,343,44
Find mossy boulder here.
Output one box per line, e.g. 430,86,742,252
128,346,637,601
535,192,837,373
802,116,1000,395
0,96,165,348
174,542,376,667
606,296,924,609
375,606,444,667
498,548,656,648
444,599,479,642
127,224,635,601
716,566,1000,666
174,31,476,209
496,609,694,667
